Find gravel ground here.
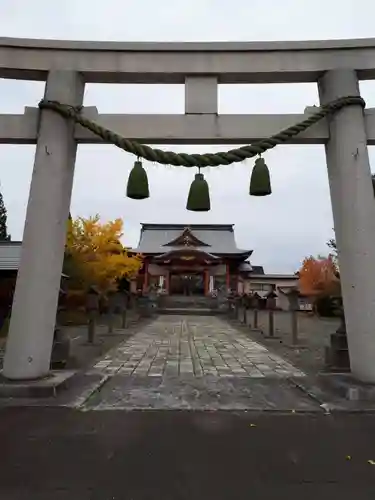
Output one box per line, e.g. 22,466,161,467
0,310,146,371
234,309,340,376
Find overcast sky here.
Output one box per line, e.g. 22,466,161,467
1,0,375,273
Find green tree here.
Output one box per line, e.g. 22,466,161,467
327,236,337,256
0,190,10,241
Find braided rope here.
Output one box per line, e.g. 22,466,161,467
38,95,365,168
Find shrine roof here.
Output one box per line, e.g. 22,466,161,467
134,223,252,257
0,241,68,277
0,241,22,270
251,265,265,274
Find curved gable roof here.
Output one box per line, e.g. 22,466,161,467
134,223,252,256
163,226,210,247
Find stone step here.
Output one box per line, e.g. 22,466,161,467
158,308,226,316
160,295,221,310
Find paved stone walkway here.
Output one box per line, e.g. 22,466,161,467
91,316,305,379
79,316,314,411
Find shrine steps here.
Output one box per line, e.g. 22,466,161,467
158,307,226,316
157,295,226,316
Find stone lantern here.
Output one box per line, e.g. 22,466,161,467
266,289,277,310
251,292,261,329
86,286,100,343
265,288,278,338
50,288,71,369
283,287,300,345
325,296,350,372
241,293,252,325
251,291,261,309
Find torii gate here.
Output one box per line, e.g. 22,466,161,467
1,37,375,382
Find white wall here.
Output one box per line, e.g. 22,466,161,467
148,263,168,276
244,276,299,311
209,264,226,276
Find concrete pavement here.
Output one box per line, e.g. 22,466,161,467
1,408,375,499
1,315,375,497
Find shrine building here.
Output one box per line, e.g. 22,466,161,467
0,228,303,311
132,223,297,301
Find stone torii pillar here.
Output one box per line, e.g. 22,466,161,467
319,69,375,382
3,71,84,380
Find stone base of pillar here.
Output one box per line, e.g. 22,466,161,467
50,327,70,369
318,373,375,401
0,370,76,398
324,333,351,372
324,305,351,373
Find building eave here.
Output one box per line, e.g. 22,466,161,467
154,247,220,262
140,223,235,231
278,286,308,298
250,274,297,280
134,249,253,259
217,251,253,261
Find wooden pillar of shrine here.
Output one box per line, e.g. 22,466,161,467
226,262,230,291
143,261,149,293
204,269,209,296
165,271,170,294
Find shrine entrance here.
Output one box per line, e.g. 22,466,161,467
2,37,375,384
152,244,220,296
169,272,205,296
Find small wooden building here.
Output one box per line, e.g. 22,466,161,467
0,241,68,328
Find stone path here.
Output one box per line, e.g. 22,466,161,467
80,316,314,411
91,316,305,379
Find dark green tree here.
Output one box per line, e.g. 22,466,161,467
327,236,337,256
0,190,10,241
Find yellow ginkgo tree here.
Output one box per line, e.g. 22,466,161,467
65,214,143,293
